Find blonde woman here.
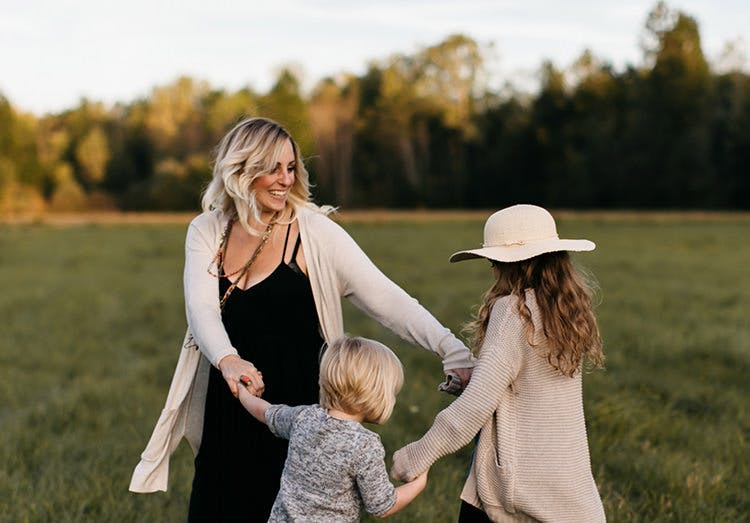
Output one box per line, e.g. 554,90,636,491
129,117,474,521
392,205,606,522
238,335,428,521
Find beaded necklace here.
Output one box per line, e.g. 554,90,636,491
208,212,278,310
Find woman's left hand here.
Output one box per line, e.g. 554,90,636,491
217,354,265,398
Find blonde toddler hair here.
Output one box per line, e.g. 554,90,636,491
319,336,404,424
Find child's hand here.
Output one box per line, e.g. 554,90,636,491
239,372,264,397
236,381,272,424
379,467,429,517
218,354,264,397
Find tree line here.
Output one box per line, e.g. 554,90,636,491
1,2,748,214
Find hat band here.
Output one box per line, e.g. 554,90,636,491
482,234,559,248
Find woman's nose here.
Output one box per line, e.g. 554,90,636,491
279,169,294,186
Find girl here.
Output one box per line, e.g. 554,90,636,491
238,335,428,521
391,204,606,522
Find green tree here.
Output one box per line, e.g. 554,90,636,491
641,3,713,206
144,76,210,158
205,88,259,145
0,94,47,211
75,126,110,185
260,67,313,157
309,76,358,205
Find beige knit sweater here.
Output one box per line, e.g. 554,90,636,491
392,292,605,522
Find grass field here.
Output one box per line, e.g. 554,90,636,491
1,213,748,522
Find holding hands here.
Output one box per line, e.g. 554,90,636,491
391,445,422,483
217,354,265,397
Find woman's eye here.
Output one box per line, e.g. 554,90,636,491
287,164,296,173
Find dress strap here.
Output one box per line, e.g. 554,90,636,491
281,224,292,261
287,233,305,276
290,233,302,263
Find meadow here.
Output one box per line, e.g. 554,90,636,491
0,212,748,522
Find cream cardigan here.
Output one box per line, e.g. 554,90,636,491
392,293,605,523
129,205,474,493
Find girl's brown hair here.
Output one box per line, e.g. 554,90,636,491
465,252,604,377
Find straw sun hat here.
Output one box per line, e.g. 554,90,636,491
450,204,595,263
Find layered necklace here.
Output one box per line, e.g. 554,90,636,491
208,212,279,310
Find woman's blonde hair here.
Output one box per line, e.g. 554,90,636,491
466,252,604,377
201,117,311,234
319,336,404,424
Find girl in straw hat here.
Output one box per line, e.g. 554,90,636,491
392,204,606,522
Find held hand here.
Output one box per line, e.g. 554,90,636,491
450,367,473,389
217,354,265,398
390,446,414,482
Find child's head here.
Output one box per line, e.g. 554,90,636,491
319,336,404,424
452,205,603,376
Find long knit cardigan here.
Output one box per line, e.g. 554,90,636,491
129,205,474,493
392,292,605,523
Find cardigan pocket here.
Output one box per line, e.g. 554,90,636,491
475,393,518,512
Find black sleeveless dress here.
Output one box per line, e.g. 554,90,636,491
188,225,324,522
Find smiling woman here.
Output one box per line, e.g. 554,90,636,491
128,116,476,521
250,140,297,216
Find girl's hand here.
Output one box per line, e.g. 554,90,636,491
217,354,265,397
390,446,415,482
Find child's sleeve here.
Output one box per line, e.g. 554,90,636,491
356,435,397,517
265,405,306,440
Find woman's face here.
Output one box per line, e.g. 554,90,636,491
251,139,296,217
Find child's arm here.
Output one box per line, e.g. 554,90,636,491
377,470,428,518
237,383,271,424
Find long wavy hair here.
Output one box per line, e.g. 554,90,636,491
201,117,312,234
465,252,604,377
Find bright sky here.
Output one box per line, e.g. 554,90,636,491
1,0,748,115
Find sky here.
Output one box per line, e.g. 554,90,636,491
1,0,748,115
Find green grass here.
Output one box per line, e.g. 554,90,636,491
1,215,748,522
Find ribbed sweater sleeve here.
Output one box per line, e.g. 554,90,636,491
392,298,523,480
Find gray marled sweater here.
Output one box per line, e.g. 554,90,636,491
266,404,396,522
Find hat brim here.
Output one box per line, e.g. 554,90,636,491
449,239,595,263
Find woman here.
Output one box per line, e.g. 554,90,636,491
391,205,606,522
128,117,474,521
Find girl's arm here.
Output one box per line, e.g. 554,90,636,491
237,384,271,423
391,299,524,481
377,471,428,518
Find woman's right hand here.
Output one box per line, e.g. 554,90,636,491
217,354,265,398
